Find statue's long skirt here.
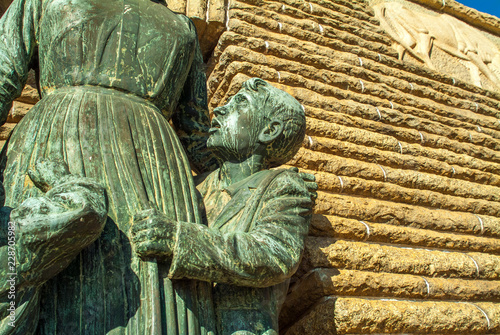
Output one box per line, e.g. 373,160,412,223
1,86,215,335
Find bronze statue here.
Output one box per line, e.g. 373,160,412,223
0,0,217,334
131,78,314,335
0,0,314,332
0,160,107,334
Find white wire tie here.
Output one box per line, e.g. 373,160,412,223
452,78,456,85
409,83,414,90
441,0,446,8
358,57,363,67
338,176,344,193
308,2,313,13
469,133,473,142
418,132,424,144
282,4,285,11
477,125,482,132
451,166,456,176
359,221,371,240
277,71,281,82
225,0,231,31
474,102,479,112
467,254,480,277
301,104,306,113
421,277,431,296
278,22,283,32
308,136,313,146
359,80,365,93
264,41,269,53
377,164,387,181
376,107,382,120
378,53,382,62
474,214,484,235
389,101,394,109
472,304,491,329
318,24,324,35
398,142,403,154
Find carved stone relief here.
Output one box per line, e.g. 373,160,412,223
372,1,500,90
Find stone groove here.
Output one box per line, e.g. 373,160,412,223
306,117,500,174
238,0,380,28
210,30,500,116
314,192,500,238
221,3,500,103
294,141,500,187
309,215,500,254
280,269,500,330
284,297,499,334
311,169,500,217
229,8,397,59
233,0,392,46
292,148,500,200
302,237,500,280
305,104,500,162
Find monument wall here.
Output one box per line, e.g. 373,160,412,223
1,0,500,334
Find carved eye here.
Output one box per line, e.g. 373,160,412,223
234,94,247,104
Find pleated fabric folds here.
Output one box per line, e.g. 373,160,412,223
2,86,215,335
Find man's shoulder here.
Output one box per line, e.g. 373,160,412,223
224,169,292,195
265,168,307,190
196,168,307,198
247,168,310,204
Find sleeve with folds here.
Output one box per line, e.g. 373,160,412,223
168,171,312,288
0,0,40,125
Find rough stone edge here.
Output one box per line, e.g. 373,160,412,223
407,0,500,37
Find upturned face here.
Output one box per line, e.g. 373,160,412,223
207,89,265,161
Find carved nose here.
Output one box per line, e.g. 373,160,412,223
213,106,227,116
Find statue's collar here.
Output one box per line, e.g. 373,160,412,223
222,170,270,197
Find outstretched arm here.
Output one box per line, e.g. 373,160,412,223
131,171,312,288
0,0,40,125
171,26,219,174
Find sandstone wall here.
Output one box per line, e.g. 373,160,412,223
1,0,500,334
205,0,500,333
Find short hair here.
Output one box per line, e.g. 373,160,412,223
241,78,306,167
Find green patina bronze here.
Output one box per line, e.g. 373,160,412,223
0,160,107,334
131,78,315,335
0,0,314,332
0,0,218,334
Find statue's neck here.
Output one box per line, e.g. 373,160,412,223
218,155,265,189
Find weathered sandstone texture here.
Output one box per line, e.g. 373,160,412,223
2,0,500,334
205,0,500,333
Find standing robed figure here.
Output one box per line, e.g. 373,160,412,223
0,0,217,334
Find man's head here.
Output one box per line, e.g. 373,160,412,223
207,78,306,167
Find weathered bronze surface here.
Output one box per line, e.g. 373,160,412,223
0,0,313,332
0,0,217,334
131,78,314,335
0,160,107,334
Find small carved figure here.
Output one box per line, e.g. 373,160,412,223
374,2,500,88
131,78,315,335
0,160,107,334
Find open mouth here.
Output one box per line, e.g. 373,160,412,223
209,118,221,133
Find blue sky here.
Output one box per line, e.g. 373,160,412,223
455,1,500,18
